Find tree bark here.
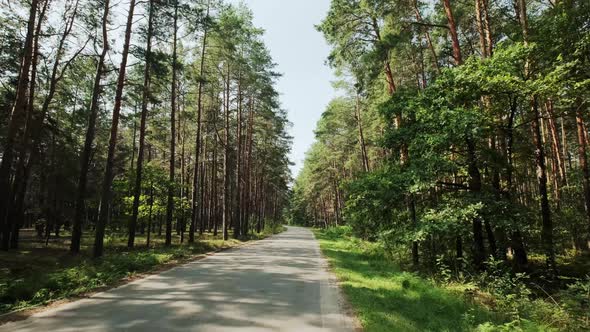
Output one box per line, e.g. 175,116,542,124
482,0,493,56
212,135,219,236
128,0,154,248
532,98,555,270
146,145,153,247
95,0,137,258
355,95,370,172
576,107,590,248
518,0,555,271
243,96,255,236
467,137,486,269
71,0,110,254
9,0,50,249
199,138,207,234
165,0,179,247
475,0,488,58
443,0,462,65
190,1,211,243
222,64,231,241
412,0,440,73
234,73,243,239
546,101,567,185
0,0,40,250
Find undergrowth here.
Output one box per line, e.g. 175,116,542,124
315,226,589,331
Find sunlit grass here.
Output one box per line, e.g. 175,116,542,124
313,228,554,332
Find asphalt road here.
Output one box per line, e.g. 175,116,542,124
1,226,356,332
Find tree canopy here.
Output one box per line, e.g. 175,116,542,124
293,0,590,275
0,0,292,255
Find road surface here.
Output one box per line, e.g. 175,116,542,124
1,227,356,332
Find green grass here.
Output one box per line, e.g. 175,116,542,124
0,224,285,315
313,227,556,332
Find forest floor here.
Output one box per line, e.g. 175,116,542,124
314,227,590,332
0,226,283,317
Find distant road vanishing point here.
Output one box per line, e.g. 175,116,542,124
1,227,357,332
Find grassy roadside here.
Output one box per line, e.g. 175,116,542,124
314,227,557,332
0,225,284,315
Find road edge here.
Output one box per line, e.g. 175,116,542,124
0,229,284,326
312,228,364,332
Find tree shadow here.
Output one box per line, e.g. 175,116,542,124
0,227,352,332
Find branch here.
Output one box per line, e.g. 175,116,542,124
437,181,470,190
55,37,90,83
406,21,450,30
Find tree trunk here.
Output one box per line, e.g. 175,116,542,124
199,138,207,234
481,0,493,56
475,0,488,58
146,145,153,247
180,95,189,242
208,144,215,233
546,101,567,185
212,135,219,236
532,97,556,270
9,0,49,249
504,98,528,265
190,1,210,243
234,74,243,239
518,0,555,270
356,95,370,172
467,137,486,269
576,107,590,248
243,96,255,236
164,0,179,246
412,0,440,73
71,0,110,254
543,104,562,209
222,64,231,241
128,0,154,248
95,0,137,258
443,0,462,65
255,173,261,233
0,0,40,250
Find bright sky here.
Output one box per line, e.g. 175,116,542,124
229,0,337,178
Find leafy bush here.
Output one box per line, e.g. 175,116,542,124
343,167,407,241
262,222,286,235
320,225,353,240
321,226,589,331
559,276,590,329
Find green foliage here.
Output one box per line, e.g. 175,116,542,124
343,166,406,240
261,222,286,237
294,0,590,330
314,227,557,332
316,227,590,331
559,276,590,329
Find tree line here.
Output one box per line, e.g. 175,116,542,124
0,0,292,257
292,0,590,274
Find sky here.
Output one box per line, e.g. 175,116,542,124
228,0,338,178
